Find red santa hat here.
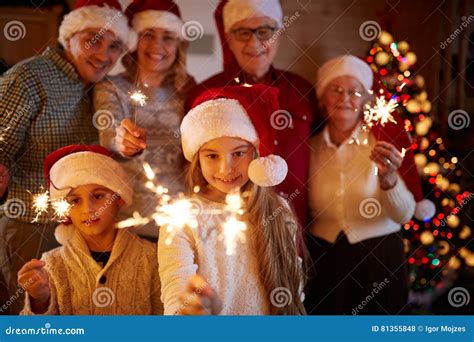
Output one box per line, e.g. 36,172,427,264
58,0,133,49
181,84,288,187
316,54,435,222
44,145,133,244
126,0,184,43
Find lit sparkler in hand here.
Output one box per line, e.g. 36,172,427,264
129,90,148,124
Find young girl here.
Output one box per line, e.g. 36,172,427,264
17,145,162,315
158,84,306,315
93,0,196,238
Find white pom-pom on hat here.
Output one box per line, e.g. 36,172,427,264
248,155,288,187
414,198,436,221
54,223,75,245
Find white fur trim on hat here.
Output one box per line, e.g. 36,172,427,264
181,98,258,161
132,10,183,38
49,151,133,207
316,55,374,99
223,0,283,32
248,155,287,187
58,4,131,49
414,198,436,221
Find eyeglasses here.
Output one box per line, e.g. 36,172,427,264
327,85,364,99
231,26,277,42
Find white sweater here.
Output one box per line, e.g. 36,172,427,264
158,196,271,315
308,124,416,243
21,229,163,315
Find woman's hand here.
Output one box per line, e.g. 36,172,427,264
115,119,147,157
370,141,403,190
18,259,51,313
179,275,222,315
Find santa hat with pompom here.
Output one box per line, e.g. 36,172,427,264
181,84,288,187
316,54,435,222
44,145,133,245
58,0,134,49
126,0,184,50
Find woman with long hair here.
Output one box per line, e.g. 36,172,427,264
93,0,196,238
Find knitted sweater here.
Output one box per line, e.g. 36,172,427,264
21,229,163,315
158,196,300,315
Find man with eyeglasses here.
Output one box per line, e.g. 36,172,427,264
188,0,317,231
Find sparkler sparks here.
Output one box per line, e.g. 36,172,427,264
364,96,398,128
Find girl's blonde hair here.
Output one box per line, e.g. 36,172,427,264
186,153,307,315
122,39,190,95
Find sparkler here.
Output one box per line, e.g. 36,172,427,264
129,90,148,125
363,92,399,175
31,190,71,222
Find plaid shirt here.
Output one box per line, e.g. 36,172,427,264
0,48,98,223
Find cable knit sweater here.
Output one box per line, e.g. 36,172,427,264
158,196,300,315
21,229,163,315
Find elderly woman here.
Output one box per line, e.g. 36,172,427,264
94,0,196,238
304,55,418,315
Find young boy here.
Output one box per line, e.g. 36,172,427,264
18,145,162,315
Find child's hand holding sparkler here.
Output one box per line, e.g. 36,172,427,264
17,259,51,313
179,275,222,315
115,118,147,157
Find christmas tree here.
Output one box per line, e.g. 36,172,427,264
366,31,473,311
